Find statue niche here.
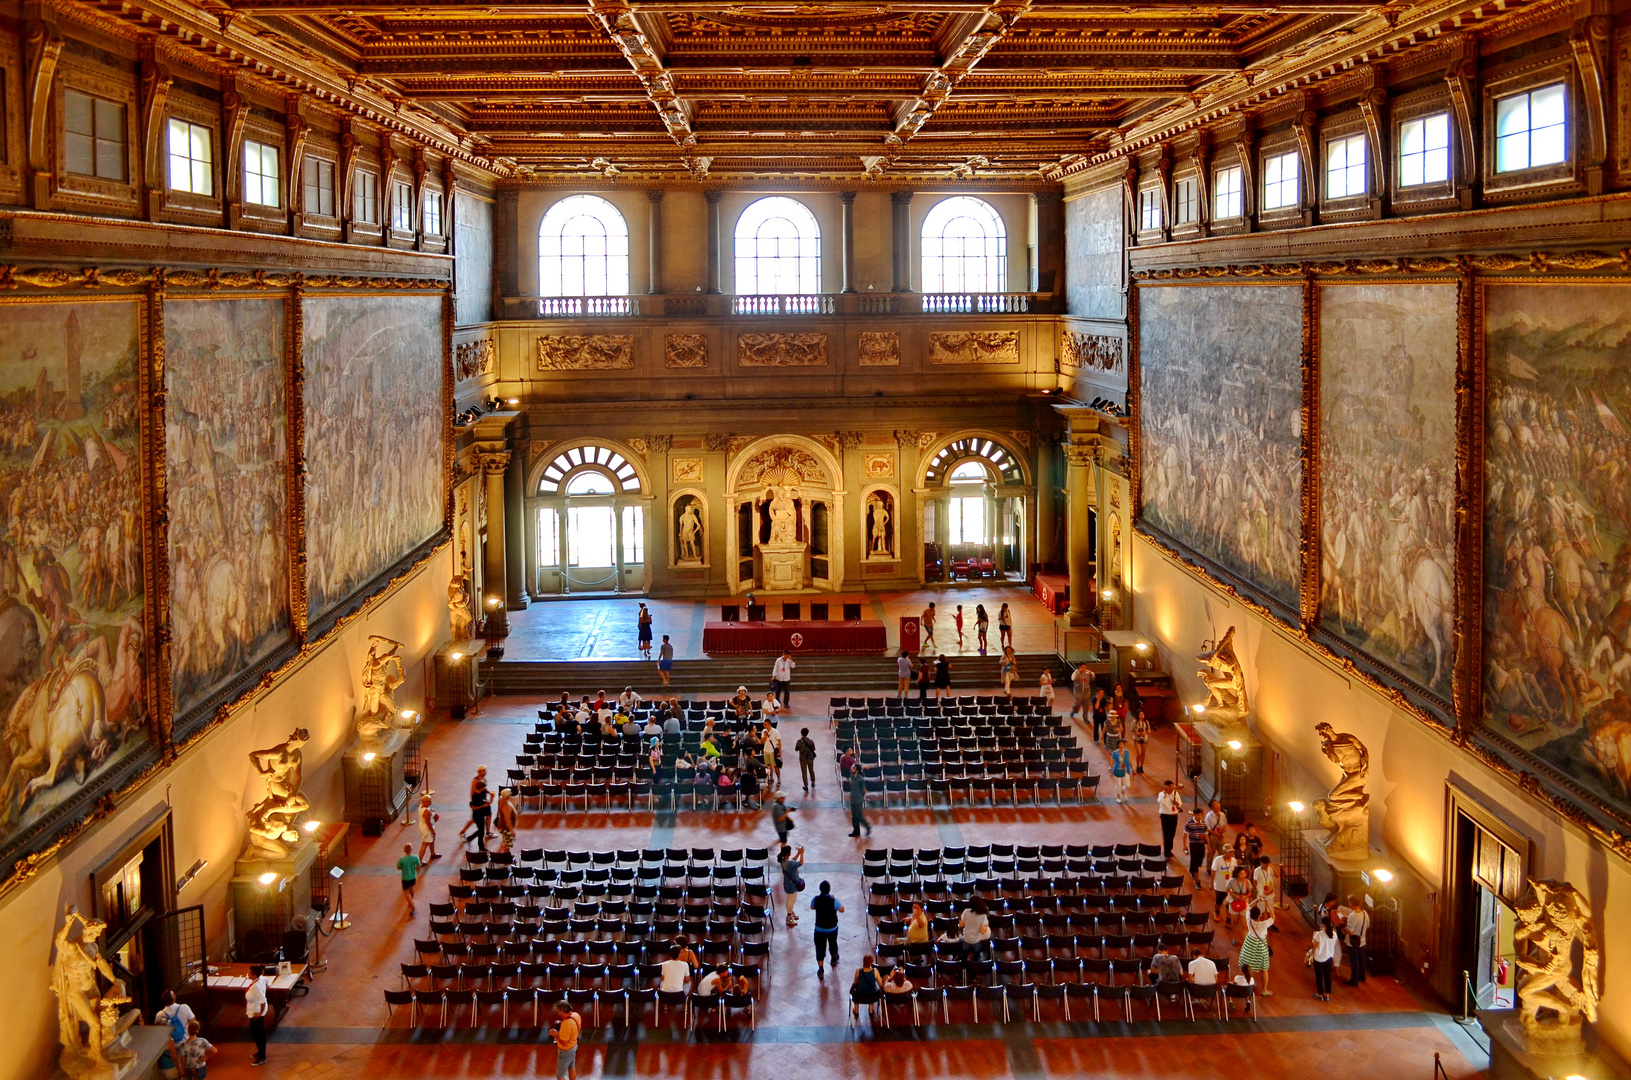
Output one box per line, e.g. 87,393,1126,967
675,497,705,564
865,492,895,560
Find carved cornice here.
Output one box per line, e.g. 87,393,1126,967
1131,251,1631,280
836,430,864,450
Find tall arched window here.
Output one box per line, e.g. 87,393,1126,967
920,196,1007,292
734,196,820,294
538,194,629,297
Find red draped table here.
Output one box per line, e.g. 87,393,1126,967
702,620,887,656
1033,573,1070,615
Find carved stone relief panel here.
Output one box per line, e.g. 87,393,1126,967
863,452,896,479
928,330,1020,364
665,333,708,368
738,332,828,366
671,457,704,483
455,337,495,381
739,446,828,487
536,334,634,370
1060,330,1125,374
858,331,900,366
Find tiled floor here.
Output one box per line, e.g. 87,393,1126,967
200,682,1489,1080
503,585,1063,661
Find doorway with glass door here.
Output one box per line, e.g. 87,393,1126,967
530,443,647,596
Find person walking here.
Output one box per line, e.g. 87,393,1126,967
549,998,582,1080
1239,905,1275,995
779,844,805,927
770,791,794,845
1184,807,1210,885
245,965,270,1066
416,792,439,862
811,880,844,979
1311,917,1342,1001
1091,686,1108,744
657,634,674,687
1038,668,1055,712
896,651,913,699
762,719,782,788
997,602,1013,649
771,651,795,708
933,653,951,700
975,605,990,653
1110,742,1132,803
494,787,518,852
916,657,934,703
397,843,422,917
1000,646,1017,698
637,603,653,659
958,896,993,981
921,602,937,650
1253,855,1282,918
1157,780,1183,858
846,755,872,837
1069,663,1091,722
795,728,817,791
1344,893,1371,986
1210,849,1238,923
954,605,965,648
1205,798,1229,862
460,771,492,851
1130,709,1151,773
1103,704,1125,755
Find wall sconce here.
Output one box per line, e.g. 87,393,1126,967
303,819,322,834
1226,739,1243,751
1191,704,1207,716
258,872,288,892
175,859,208,893
1286,800,1306,814
486,596,502,608
449,651,465,662
506,398,519,406
401,709,418,723
1134,641,1149,652
362,751,378,764
1101,589,1113,600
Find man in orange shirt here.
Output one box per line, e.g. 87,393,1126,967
550,999,581,1080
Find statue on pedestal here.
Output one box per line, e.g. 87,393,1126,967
245,728,310,860
356,635,406,741
53,908,139,1080
1311,722,1370,857
1195,626,1248,733
767,485,799,545
867,495,893,557
677,500,703,563
1513,879,1599,1046
448,552,473,643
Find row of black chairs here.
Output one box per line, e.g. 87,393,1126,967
384,984,757,1030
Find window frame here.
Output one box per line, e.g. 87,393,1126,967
1137,186,1163,234
391,177,415,232
733,195,822,295
1390,89,1459,208
1482,64,1577,197
352,167,380,225
919,195,1008,293
1396,110,1452,191
1259,147,1302,214
61,86,129,185
242,137,281,209
421,186,443,236
1211,164,1244,222
166,115,214,198
537,193,632,298
302,154,337,219
1172,175,1199,228
1323,130,1369,204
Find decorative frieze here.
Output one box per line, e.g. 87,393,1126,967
738,332,828,367
1060,330,1124,374
665,333,708,369
858,331,900,366
928,330,1020,365
535,334,633,370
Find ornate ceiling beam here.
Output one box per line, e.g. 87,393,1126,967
212,0,1374,9
585,0,710,177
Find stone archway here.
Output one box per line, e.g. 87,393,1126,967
724,436,846,593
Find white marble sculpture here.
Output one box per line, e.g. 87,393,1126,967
767,485,799,544
448,552,473,643
678,500,703,562
245,728,311,860
1514,879,1600,1046
53,908,139,1080
1311,722,1370,858
1195,625,1249,733
868,496,892,556
356,635,406,741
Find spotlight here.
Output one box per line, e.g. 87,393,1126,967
450,651,465,661
1101,589,1113,599
401,709,418,722
362,751,377,763
1226,739,1243,751
303,819,322,833
1192,704,1206,715
506,398,519,406
1371,867,1394,884
258,871,279,887
1134,642,1149,652
1287,800,1306,814
487,596,502,608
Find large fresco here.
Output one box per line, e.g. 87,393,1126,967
165,297,290,721
0,299,149,844
1484,283,1631,817
1319,284,1458,695
1138,283,1304,609
1065,187,1124,320
303,294,443,620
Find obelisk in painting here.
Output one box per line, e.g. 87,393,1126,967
62,309,86,419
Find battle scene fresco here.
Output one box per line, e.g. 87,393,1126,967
1319,284,1458,696
165,298,290,721
1138,284,1304,610
303,294,444,620
0,299,149,845
1484,284,1631,818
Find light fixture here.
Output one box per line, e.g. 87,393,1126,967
303,819,322,833
401,709,418,721
1134,642,1149,652
1371,867,1395,884
1102,589,1113,599
506,397,519,405
362,751,377,763
258,871,279,887
1287,800,1306,814
487,596,502,608
1192,704,1206,715
1227,739,1243,751
175,858,208,893
450,651,465,661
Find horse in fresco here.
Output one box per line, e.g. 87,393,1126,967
0,656,109,825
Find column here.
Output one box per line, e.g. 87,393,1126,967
1033,191,1065,298
478,449,511,638
1036,437,1056,565
646,189,665,295
840,190,857,293
705,190,723,294
504,448,529,610
1063,442,1096,624
891,190,914,292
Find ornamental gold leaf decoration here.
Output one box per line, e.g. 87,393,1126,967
929,330,1019,364
536,334,634,370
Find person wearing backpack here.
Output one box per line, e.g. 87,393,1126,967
154,989,195,1079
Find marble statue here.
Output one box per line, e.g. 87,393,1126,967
868,496,892,556
678,500,703,562
448,552,473,643
356,635,406,741
53,908,138,1080
767,485,799,545
1311,722,1370,857
1513,879,1600,1045
245,728,310,860
1195,626,1249,731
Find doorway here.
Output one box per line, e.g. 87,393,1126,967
1440,785,1528,1010
529,444,647,595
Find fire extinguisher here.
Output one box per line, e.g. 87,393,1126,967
1497,958,1511,986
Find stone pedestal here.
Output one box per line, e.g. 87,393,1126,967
1194,721,1263,821
1479,1008,1629,1080
755,542,807,592
1055,619,1105,663
343,728,410,835
55,1024,170,1080
232,836,319,960
436,639,484,719
1301,828,1373,906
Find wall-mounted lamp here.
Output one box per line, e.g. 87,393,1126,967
1101,589,1113,600
486,596,502,608
506,398,519,406
1286,800,1306,814
1134,642,1149,652
449,651,465,662
1226,739,1243,751
175,859,208,893
303,819,322,834
401,709,418,723
362,751,378,764
257,871,287,891
1191,704,1207,716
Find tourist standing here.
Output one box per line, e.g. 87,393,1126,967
1110,742,1132,803
933,654,951,700
896,651,913,699
1069,663,1091,721
847,756,872,837
1038,668,1055,712
762,719,782,788
1000,646,1017,698
637,603,653,659
771,791,794,846
780,844,805,927
1253,855,1282,916
494,787,517,852
958,896,993,978
1131,709,1151,773
1184,807,1209,884
1311,917,1342,1001
549,999,581,1080
921,602,937,649
795,728,817,791
1103,707,1125,755
916,657,934,703
244,965,269,1066
1091,686,1108,743
997,602,1013,648
397,843,422,917
954,605,965,648
1226,866,1256,945
975,605,990,653
1239,905,1274,995
1157,780,1183,858
176,1019,215,1079
771,651,795,708
461,772,492,851
1344,894,1371,986
657,635,674,687
1205,798,1229,862
811,881,844,979
1210,848,1238,922
416,792,438,862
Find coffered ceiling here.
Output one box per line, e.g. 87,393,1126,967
129,0,1549,182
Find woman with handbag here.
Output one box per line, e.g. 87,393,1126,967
779,844,805,928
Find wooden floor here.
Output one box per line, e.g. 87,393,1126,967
198,684,1491,1080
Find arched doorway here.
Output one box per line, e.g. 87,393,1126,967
528,442,649,595
920,434,1029,583
724,437,844,594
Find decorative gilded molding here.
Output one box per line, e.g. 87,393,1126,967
1062,443,1096,468
738,332,828,367
287,280,310,646
893,429,922,450
1297,275,1320,632
142,284,167,754
647,434,673,455
836,431,864,450
665,333,708,369
1127,281,1142,519
928,330,1020,365
0,265,450,291
1453,266,1481,730
671,457,704,483
535,333,634,371
476,449,512,474
702,433,734,453
1133,251,1631,281
454,337,495,381
858,331,900,366
1060,329,1124,374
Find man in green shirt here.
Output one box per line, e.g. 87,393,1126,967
397,843,422,916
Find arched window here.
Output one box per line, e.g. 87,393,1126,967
537,444,642,496
734,196,820,294
920,196,1007,293
538,194,629,297
924,437,1025,486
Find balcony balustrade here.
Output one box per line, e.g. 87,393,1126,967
509,291,1053,320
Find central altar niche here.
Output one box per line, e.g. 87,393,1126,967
729,441,838,593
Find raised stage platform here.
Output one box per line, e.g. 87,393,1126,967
701,619,888,656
